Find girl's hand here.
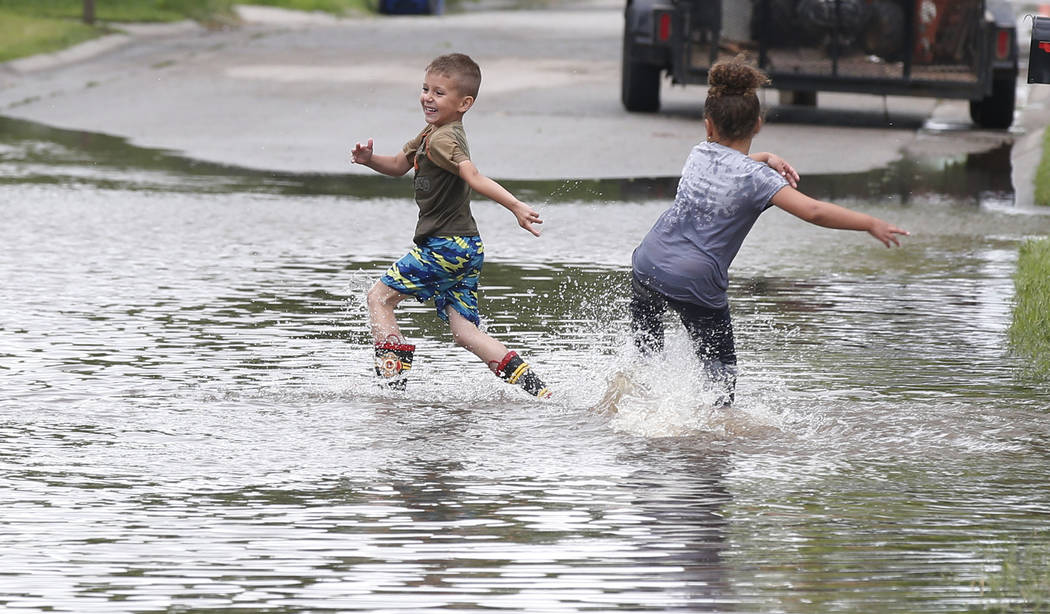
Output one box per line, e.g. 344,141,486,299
351,138,374,165
764,153,800,188
868,219,909,247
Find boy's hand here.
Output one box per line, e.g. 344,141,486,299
351,138,374,165
763,153,799,188
511,201,544,237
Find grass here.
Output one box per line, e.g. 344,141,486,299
0,0,374,64
0,0,373,21
0,0,235,22
1009,236,1050,377
0,10,100,63
1014,124,1050,378
971,542,1050,613
1035,126,1050,207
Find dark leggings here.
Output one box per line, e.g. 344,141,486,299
629,273,738,406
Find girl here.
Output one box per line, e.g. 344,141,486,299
630,59,908,406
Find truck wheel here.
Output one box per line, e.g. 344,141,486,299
970,71,1016,129
622,37,661,112
426,0,444,14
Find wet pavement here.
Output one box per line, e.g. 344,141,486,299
3,104,1050,612
4,3,1050,612
0,0,1046,191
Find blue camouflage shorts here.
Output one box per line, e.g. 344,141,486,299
380,235,484,325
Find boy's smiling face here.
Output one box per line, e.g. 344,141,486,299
420,71,474,126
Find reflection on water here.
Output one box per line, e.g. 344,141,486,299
3,115,1050,612
0,115,1018,206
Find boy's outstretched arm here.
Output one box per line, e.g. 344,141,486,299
350,138,412,177
771,186,909,247
457,160,543,237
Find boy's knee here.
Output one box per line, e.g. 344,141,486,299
367,283,397,310
366,284,381,306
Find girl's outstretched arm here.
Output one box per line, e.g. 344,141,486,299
771,186,909,247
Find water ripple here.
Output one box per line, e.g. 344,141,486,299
3,178,1050,612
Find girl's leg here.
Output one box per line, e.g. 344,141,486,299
673,301,737,407
446,307,552,398
629,274,667,356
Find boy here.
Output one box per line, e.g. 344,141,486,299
350,53,552,399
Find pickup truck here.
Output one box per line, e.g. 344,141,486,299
622,0,1018,129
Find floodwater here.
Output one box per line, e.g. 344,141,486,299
2,115,1050,613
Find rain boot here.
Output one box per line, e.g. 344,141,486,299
495,351,552,399
374,340,415,390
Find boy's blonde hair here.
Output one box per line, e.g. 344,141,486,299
426,53,482,99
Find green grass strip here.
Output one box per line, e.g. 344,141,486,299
0,0,373,21
0,1,379,64
1035,126,1050,207
0,1,378,63
0,10,101,63
1009,236,1050,376
0,0,234,22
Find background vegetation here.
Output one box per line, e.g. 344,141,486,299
1036,126,1050,207
0,11,99,62
0,0,373,62
1009,236,1050,377
1014,125,1050,377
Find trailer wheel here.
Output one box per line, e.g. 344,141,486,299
621,35,661,112
863,0,905,61
970,71,1016,129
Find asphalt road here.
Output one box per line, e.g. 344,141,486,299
0,0,1047,204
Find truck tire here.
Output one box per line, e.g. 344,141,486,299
970,71,1016,129
621,35,661,112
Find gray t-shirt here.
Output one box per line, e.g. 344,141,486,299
632,142,789,309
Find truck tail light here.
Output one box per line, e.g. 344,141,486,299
657,12,671,42
996,29,1012,60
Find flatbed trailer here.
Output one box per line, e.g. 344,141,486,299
622,0,1019,128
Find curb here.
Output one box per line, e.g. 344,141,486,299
233,5,344,25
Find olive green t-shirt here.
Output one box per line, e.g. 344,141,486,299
402,121,479,245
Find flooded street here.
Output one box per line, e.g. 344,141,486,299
3,114,1050,612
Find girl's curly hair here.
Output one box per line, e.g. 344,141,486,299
704,59,770,141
